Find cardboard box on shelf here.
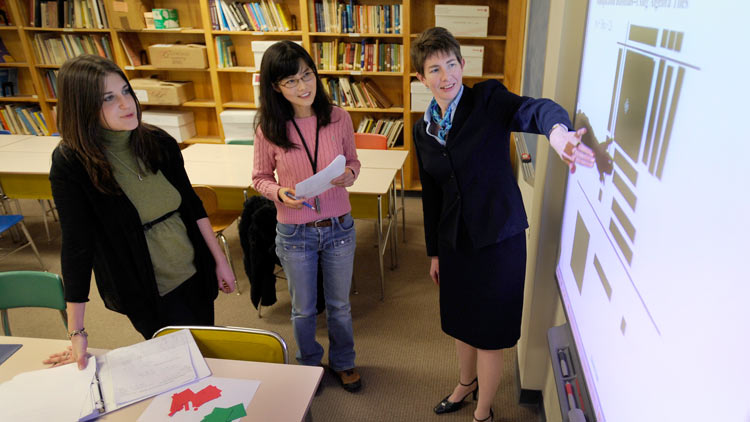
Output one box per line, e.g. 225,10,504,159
107,0,154,30
220,110,257,142
410,80,432,112
130,78,195,105
460,45,484,77
142,110,196,142
435,5,490,38
148,44,208,69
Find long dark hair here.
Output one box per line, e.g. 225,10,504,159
255,40,332,150
57,54,161,194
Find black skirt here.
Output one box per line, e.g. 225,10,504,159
438,229,526,350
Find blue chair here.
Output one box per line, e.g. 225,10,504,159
0,215,45,270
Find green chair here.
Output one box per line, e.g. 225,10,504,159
153,325,288,364
0,271,67,336
226,139,253,145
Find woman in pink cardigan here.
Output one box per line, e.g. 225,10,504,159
251,41,362,392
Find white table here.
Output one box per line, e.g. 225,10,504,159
0,336,322,422
356,149,409,243
0,134,33,148
181,143,400,299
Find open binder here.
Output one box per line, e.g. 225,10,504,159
0,329,210,421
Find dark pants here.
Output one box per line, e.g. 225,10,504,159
128,271,215,339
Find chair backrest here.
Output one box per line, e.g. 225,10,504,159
0,271,67,336
193,185,218,216
354,132,387,150
153,325,289,364
226,140,253,145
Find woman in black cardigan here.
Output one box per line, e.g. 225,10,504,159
411,28,595,422
44,55,236,370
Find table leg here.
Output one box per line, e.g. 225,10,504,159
400,168,406,242
389,179,398,270
377,195,384,301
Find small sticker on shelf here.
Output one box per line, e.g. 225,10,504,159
64,28,73,32
133,89,148,103
252,32,263,36
124,66,134,70
348,33,360,37
351,71,362,75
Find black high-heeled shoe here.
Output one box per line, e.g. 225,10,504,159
433,377,478,415
473,408,494,422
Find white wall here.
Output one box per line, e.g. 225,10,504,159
516,1,588,421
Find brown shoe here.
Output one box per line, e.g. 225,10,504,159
331,367,362,392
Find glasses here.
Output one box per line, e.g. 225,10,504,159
278,70,316,89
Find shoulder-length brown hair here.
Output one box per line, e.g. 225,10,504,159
57,54,161,194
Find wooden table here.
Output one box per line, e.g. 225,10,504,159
182,144,400,299
0,336,322,422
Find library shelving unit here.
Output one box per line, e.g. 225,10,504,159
4,0,528,190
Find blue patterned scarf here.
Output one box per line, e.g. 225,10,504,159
428,98,455,143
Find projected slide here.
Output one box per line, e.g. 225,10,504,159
557,2,750,422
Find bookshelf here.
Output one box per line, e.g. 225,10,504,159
3,0,528,190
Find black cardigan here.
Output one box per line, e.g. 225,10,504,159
414,80,572,255
49,128,218,321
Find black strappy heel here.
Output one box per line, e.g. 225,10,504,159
433,377,479,415
473,408,494,422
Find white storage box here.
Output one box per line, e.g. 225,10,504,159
251,40,302,69
220,110,257,142
141,110,196,142
460,45,484,77
252,73,261,105
435,5,489,38
410,81,433,113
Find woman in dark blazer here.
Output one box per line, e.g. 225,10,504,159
411,28,595,422
44,55,236,370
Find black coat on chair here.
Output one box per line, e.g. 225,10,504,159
239,196,325,313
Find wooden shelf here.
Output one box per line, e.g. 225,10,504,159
24,27,112,33
212,30,303,36
0,96,39,102
309,32,403,38
5,0,527,191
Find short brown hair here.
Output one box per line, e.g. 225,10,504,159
410,27,463,76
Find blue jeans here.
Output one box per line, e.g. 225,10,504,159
275,213,356,371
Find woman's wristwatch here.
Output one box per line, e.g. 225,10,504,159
68,328,88,339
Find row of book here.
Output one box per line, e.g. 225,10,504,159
356,116,403,148
1,104,50,135
312,41,402,72
43,69,59,98
309,0,401,34
32,32,113,65
321,76,393,109
29,0,109,28
210,0,294,32
215,36,238,68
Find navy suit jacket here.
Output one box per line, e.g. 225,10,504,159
414,80,572,255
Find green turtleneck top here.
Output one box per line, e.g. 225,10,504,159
101,129,196,296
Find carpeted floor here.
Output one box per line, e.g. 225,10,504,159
1,196,541,422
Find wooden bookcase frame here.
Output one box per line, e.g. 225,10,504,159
3,0,527,190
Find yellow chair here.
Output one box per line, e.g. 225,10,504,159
193,185,242,294
0,271,67,336
152,325,288,364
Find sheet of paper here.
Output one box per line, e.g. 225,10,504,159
136,377,260,422
0,355,96,421
294,154,346,198
102,329,208,405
